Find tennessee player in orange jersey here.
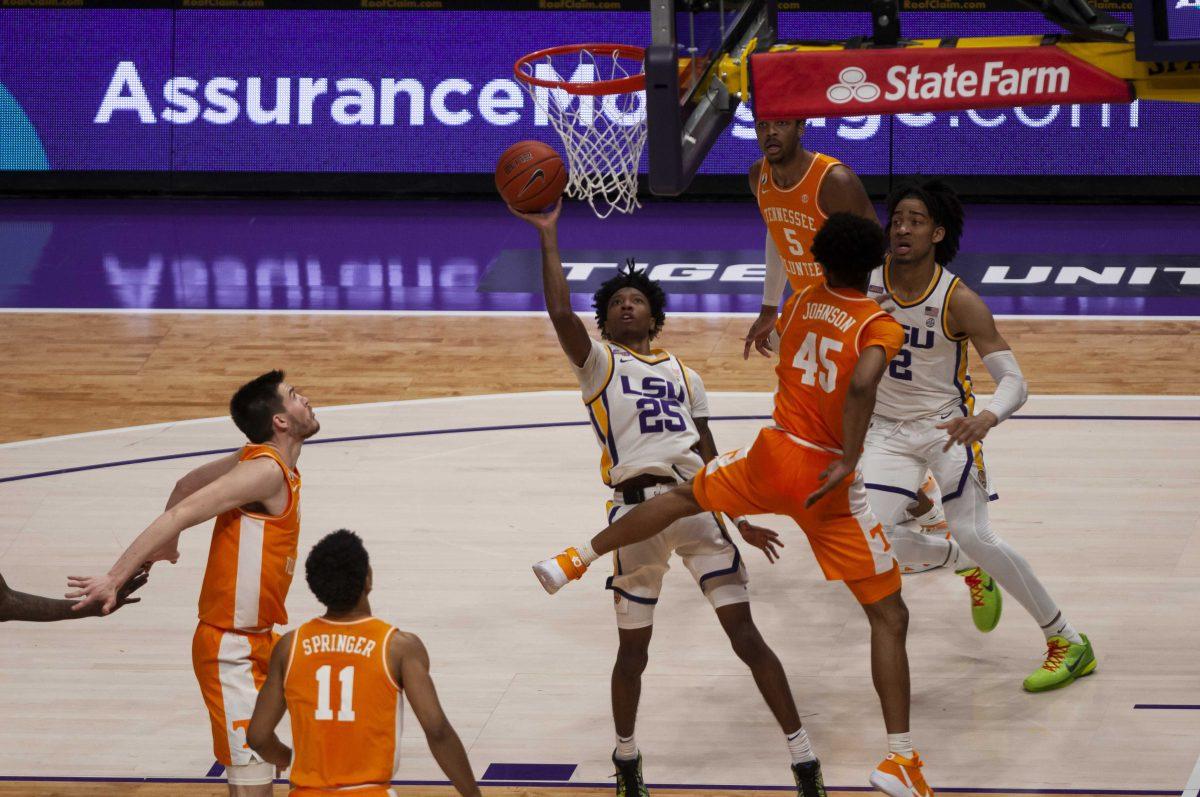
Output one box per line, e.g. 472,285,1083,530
535,215,935,797
743,118,877,359
247,530,481,797
68,370,319,796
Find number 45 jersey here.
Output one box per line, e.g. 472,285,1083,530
772,283,905,451
285,617,403,794
868,263,974,421
573,339,709,486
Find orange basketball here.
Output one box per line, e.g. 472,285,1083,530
495,140,568,212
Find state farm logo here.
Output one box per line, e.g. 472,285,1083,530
823,60,1074,105
826,67,880,104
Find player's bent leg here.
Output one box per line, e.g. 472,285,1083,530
714,602,801,732
940,472,1094,687
533,484,704,595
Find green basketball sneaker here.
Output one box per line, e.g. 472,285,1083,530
1023,634,1097,692
791,758,828,797
956,566,1002,632
613,750,650,797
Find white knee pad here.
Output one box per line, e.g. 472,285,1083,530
227,759,275,786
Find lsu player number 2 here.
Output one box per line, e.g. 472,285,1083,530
791,332,843,393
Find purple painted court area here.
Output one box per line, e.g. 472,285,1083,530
0,198,1197,317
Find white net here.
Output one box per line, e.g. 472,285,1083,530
517,47,647,219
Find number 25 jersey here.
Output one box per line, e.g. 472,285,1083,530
572,338,709,486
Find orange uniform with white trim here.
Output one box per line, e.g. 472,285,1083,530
691,282,907,604
192,444,301,767
285,617,403,796
756,152,843,295
198,444,301,632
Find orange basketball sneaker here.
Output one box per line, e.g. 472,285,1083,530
533,547,589,594
870,751,933,796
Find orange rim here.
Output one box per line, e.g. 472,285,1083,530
514,43,646,96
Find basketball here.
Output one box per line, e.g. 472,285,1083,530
495,140,567,212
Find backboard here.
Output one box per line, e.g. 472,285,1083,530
645,0,777,197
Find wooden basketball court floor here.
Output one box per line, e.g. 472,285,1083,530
2,312,1199,797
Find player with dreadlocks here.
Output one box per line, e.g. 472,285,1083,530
863,180,1095,693
510,199,827,797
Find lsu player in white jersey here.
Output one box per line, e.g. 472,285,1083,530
863,181,1096,692
510,199,829,797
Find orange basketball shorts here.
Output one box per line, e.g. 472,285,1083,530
192,621,278,766
692,426,900,604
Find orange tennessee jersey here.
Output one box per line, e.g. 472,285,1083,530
756,152,843,295
197,445,301,632
772,283,904,451
285,617,403,794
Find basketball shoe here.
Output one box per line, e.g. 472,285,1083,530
870,751,933,796
955,566,1002,632
791,759,827,797
532,547,588,594
1023,634,1096,692
612,750,650,797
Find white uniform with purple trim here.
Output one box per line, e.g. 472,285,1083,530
572,338,748,630
860,264,995,566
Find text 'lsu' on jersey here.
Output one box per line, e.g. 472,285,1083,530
198,444,301,633
757,152,842,295
285,617,403,793
772,283,905,452
869,263,974,421
573,338,709,486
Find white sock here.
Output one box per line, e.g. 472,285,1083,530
615,733,638,761
1041,612,1084,645
785,727,816,764
912,503,945,529
887,732,913,758
576,542,598,566
921,474,943,506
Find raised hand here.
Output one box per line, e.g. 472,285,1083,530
507,197,563,232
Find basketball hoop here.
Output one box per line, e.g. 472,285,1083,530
515,43,647,219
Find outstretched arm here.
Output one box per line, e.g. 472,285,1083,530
938,283,1028,451
395,633,482,797
165,451,241,511
806,345,889,507
67,457,283,615
0,570,147,622
247,632,294,769
508,199,592,368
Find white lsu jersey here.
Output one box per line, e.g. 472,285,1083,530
867,263,976,421
573,338,708,486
